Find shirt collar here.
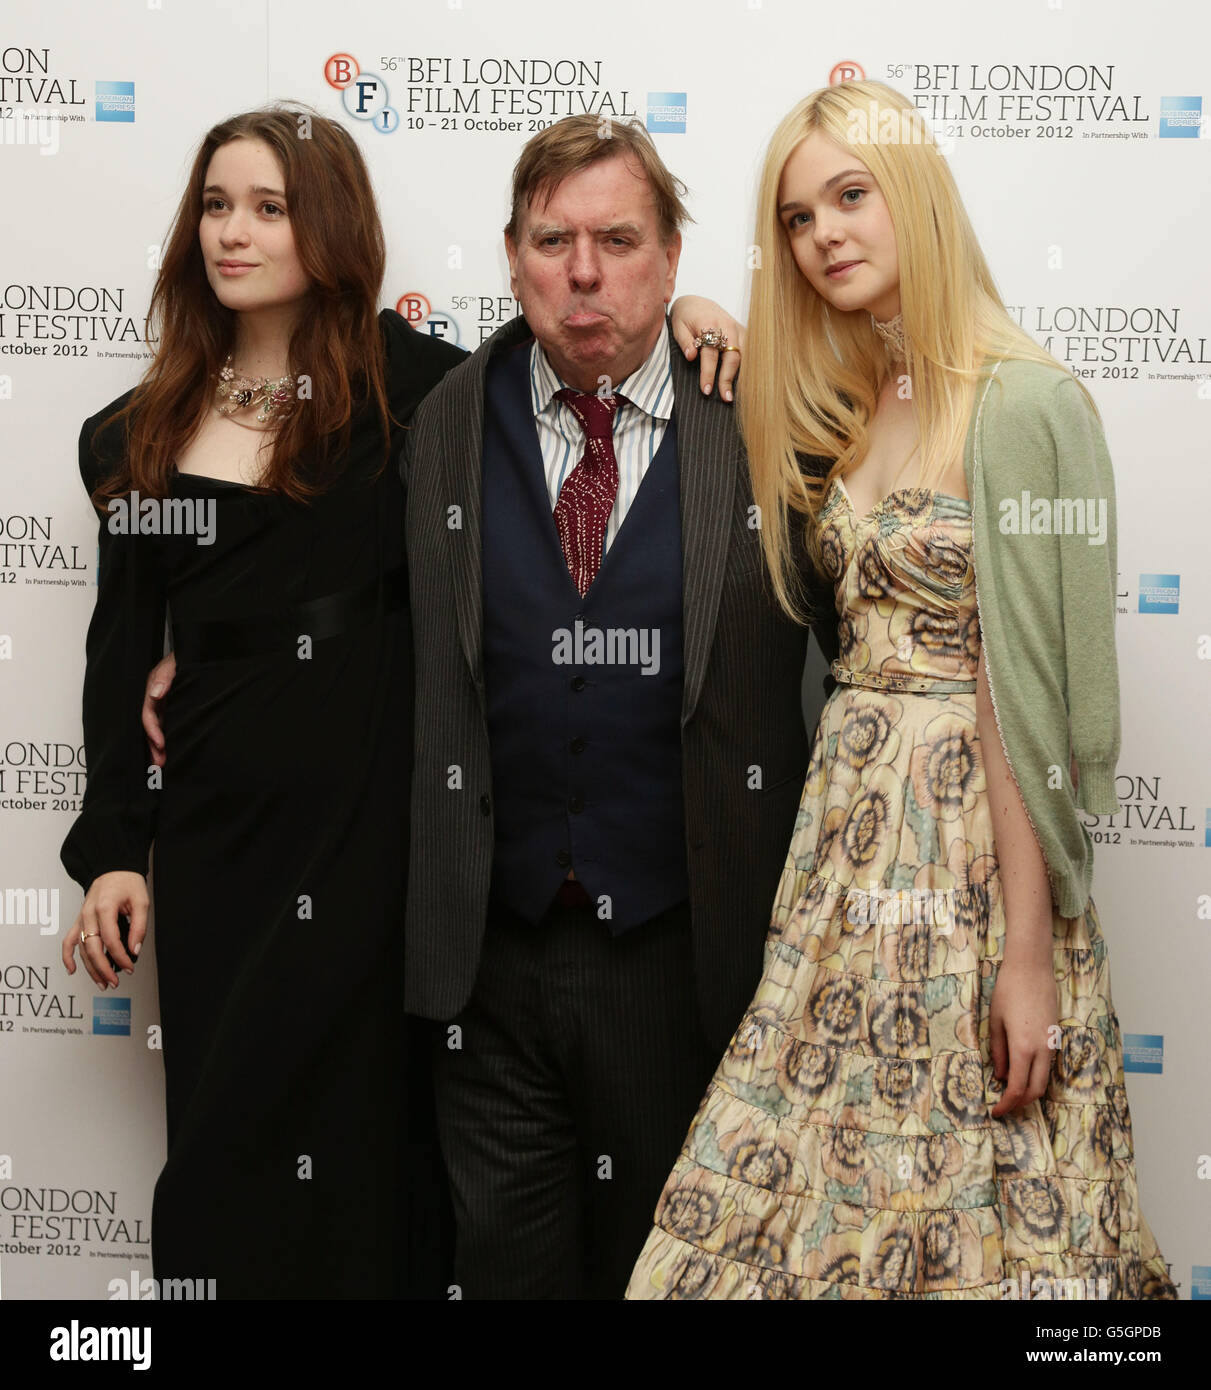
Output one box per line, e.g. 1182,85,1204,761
529,322,674,423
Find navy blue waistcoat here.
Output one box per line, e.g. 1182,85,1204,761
481,341,689,932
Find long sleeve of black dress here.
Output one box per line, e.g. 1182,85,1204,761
60,394,169,892
380,306,467,443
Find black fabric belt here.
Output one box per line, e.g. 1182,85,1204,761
172,562,408,663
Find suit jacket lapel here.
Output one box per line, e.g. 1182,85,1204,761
443,314,534,689
669,322,736,727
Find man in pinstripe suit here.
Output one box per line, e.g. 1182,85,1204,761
402,117,837,1298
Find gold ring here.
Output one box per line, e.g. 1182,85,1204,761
720,345,741,353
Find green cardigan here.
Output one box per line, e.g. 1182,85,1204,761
962,356,1121,918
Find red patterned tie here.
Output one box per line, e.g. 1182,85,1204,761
552,388,624,596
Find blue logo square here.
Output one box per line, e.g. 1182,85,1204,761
96,81,135,124
1159,96,1201,138
646,92,687,135
93,996,131,1036
1138,573,1179,614
1122,1033,1163,1074
1192,1266,1211,1300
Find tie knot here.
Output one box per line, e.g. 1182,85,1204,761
555,387,622,442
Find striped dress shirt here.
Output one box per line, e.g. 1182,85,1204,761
528,327,674,554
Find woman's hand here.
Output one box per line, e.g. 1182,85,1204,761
62,871,149,988
669,295,745,401
143,652,176,768
988,955,1059,1117
976,644,1059,1118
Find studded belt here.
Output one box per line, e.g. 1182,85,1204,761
830,659,977,694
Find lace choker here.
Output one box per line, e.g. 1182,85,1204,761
870,312,906,361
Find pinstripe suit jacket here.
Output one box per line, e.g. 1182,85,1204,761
402,314,838,1053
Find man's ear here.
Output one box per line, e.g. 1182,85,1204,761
663,230,683,303
504,231,520,301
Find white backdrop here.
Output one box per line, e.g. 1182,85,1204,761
0,0,1207,1300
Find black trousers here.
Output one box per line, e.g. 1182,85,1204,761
430,894,721,1299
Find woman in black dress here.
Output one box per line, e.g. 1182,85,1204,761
59,105,464,1298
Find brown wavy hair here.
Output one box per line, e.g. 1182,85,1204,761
91,102,391,505
504,114,692,245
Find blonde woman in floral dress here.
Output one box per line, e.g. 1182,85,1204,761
626,81,1177,1301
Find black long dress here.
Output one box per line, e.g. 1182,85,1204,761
61,309,465,1298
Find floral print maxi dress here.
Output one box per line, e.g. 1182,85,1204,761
625,481,1177,1301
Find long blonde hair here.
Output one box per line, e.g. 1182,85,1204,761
740,79,1097,621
